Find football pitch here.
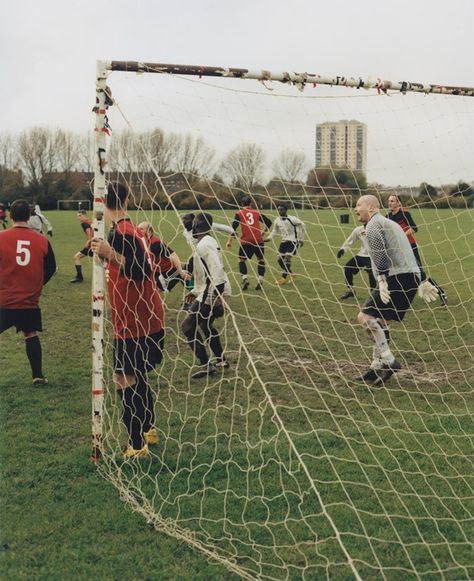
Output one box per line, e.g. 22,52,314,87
1,208,473,579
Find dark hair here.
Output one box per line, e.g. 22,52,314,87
241,195,252,207
277,204,287,212
78,209,87,215
192,212,213,235
106,181,129,210
10,199,30,222
182,213,195,232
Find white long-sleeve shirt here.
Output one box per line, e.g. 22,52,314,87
27,212,53,235
267,215,305,243
340,225,369,258
183,222,233,247
193,235,231,303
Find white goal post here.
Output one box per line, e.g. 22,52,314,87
91,59,474,580
56,199,91,211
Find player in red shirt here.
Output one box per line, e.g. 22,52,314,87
387,194,447,306
137,221,189,292
0,199,56,385
70,210,94,283
226,196,272,291
91,182,165,459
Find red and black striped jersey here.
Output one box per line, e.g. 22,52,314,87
387,209,418,245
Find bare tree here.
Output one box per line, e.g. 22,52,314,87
219,143,266,189
17,127,58,184
171,133,216,178
0,133,18,169
54,129,81,173
77,132,94,172
272,148,309,183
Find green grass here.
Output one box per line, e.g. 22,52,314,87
1,208,473,580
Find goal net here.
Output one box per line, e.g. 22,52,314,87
92,61,474,579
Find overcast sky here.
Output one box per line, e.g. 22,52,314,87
1,0,473,186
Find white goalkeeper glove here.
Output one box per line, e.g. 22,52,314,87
377,275,391,304
418,279,438,303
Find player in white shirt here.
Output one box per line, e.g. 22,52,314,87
337,225,376,300
27,204,53,237
181,213,231,379
266,205,305,286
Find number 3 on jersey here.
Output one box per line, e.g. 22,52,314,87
245,212,254,225
16,240,31,266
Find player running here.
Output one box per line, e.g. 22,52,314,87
70,210,93,283
266,204,305,286
226,196,272,291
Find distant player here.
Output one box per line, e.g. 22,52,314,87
70,210,93,283
354,195,437,385
266,205,305,286
27,204,53,237
91,182,165,459
0,199,56,386
226,196,272,291
137,221,189,291
0,203,8,229
337,225,376,299
182,213,231,379
387,194,447,306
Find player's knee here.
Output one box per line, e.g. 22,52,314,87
113,373,136,390
181,316,195,337
357,311,369,326
23,331,37,339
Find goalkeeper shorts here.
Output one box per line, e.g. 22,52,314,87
362,273,420,322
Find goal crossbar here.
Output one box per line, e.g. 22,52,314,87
106,60,474,97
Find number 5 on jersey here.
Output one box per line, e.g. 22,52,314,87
16,240,31,266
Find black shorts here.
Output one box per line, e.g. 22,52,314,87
278,241,299,256
113,329,165,376
362,273,420,322
239,243,265,261
0,308,42,334
79,247,94,257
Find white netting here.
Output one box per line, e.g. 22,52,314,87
96,69,474,579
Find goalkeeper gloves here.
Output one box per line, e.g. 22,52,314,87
337,249,345,259
418,279,438,303
377,275,391,304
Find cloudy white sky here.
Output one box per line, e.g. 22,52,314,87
1,0,473,186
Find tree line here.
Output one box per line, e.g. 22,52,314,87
0,127,472,210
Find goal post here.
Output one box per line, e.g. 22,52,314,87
91,59,474,579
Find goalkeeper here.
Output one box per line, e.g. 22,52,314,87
354,195,437,385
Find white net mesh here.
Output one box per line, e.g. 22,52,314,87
96,69,474,579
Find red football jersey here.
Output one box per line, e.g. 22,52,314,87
106,220,164,340
236,208,265,244
81,219,93,248
149,234,173,274
0,226,49,308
